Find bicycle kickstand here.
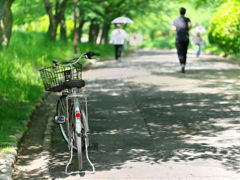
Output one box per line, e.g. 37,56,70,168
65,134,95,175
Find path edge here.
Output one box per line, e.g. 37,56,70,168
0,91,49,180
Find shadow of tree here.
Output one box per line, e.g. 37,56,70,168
49,52,240,178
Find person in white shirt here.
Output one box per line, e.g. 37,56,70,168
110,23,128,60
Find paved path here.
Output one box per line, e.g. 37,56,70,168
15,49,240,179
50,49,240,179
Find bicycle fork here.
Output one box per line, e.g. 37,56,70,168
65,90,95,175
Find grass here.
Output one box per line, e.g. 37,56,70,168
0,146,17,155
0,31,116,152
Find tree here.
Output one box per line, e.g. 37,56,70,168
0,0,15,48
91,0,154,44
43,0,68,42
60,15,67,42
71,0,156,45
12,0,46,26
73,0,78,54
77,13,86,43
75,0,103,44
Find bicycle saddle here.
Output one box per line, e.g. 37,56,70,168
63,79,85,89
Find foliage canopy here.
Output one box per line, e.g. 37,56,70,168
208,0,240,54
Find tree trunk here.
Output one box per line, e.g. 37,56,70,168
77,19,85,43
88,19,95,44
73,0,78,55
77,6,86,43
88,19,99,44
60,16,67,42
94,24,100,44
0,0,15,48
100,23,111,44
44,0,56,41
44,0,67,42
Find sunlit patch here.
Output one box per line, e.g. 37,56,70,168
109,92,120,96
214,101,230,104
26,146,40,150
191,109,198,111
115,149,123,154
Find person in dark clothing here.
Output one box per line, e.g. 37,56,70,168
114,45,123,60
172,7,192,73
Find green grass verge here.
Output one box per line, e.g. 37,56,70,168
0,31,116,152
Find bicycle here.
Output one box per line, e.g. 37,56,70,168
39,51,101,175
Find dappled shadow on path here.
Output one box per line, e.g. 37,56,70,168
124,56,240,174
50,53,240,178
129,82,240,172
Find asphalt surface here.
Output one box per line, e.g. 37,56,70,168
15,49,240,179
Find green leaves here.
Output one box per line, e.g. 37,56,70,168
12,0,46,25
208,0,240,54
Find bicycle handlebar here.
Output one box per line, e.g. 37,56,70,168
52,51,101,68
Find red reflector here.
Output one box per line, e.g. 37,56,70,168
76,112,81,118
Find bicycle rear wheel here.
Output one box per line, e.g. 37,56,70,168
75,97,91,170
57,95,77,151
57,95,86,170
76,124,83,170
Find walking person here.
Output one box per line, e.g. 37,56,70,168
172,7,192,73
195,32,202,57
109,23,128,60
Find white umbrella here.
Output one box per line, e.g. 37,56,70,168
194,26,206,33
111,17,133,24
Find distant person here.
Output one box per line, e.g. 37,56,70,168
129,32,137,46
172,7,192,73
129,32,143,46
109,23,128,60
195,32,202,57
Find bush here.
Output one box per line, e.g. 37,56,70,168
208,0,240,55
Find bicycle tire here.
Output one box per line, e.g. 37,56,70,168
57,95,78,151
57,95,87,153
74,98,87,170
76,127,83,170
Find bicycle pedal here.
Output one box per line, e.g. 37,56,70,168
88,142,98,150
55,116,65,124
